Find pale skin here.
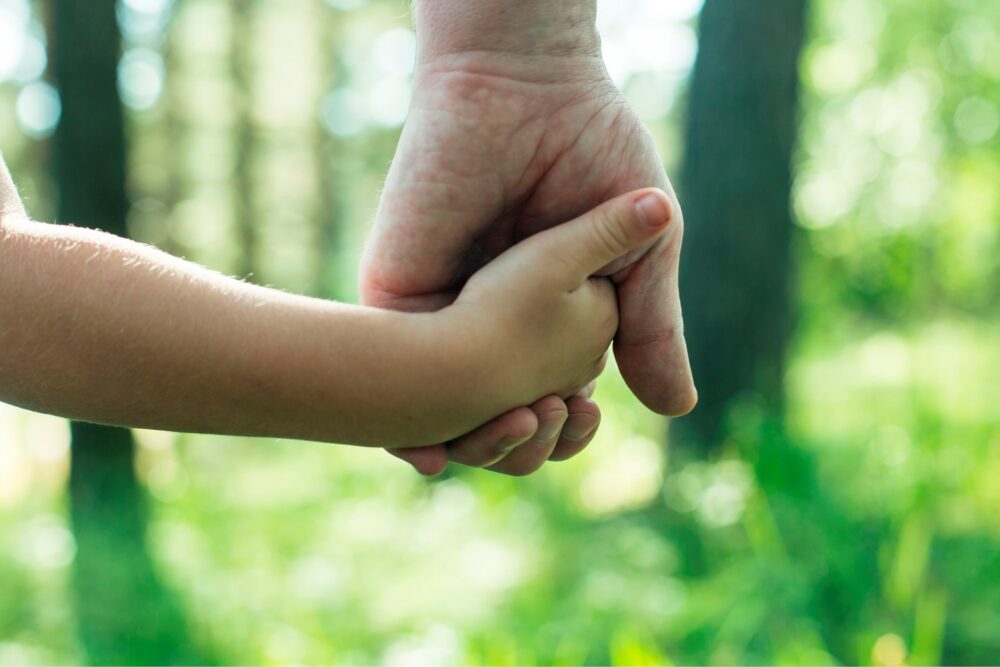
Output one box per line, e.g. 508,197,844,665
0,155,674,449
363,0,698,474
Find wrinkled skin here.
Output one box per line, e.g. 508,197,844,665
361,54,696,476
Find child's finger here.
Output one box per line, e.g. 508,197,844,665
536,188,674,289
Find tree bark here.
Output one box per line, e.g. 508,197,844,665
675,0,808,450
50,1,199,663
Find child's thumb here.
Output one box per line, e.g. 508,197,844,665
539,188,673,287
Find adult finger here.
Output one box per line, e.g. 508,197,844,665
390,406,538,474
445,406,539,468
549,393,601,462
613,196,698,417
486,396,568,477
388,445,450,477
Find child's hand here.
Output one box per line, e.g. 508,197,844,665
1,149,671,454
447,188,674,416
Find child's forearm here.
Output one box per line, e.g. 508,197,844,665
0,217,493,447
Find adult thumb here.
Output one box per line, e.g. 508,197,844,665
539,188,673,289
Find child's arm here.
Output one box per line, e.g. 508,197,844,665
0,176,670,448
1,215,470,447
0,158,26,221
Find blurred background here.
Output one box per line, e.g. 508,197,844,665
1,0,998,664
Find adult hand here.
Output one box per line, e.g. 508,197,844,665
361,1,696,476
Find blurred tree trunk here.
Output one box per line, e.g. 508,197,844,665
161,0,185,257
315,8,342,299
675,0,808,450
50,1,199,663
231,0,257,280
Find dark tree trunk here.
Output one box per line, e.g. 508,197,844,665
675,0,808,450
50,1,198,663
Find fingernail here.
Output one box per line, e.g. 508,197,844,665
635,190,672,229
561,414,599,442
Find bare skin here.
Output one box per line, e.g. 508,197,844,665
1,154,673,449
0,158,26,221
362,0,697,475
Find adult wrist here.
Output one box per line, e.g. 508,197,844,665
413,0,601,62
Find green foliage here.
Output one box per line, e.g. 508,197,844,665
0,0,997,664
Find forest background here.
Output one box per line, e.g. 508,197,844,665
0,0,998,664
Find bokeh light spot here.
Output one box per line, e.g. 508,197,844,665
118,47,165,110
15,81,61,138
872,633,907,667
954,96,999,145
322,87,367,137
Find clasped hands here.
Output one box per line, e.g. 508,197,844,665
360,53,697,476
